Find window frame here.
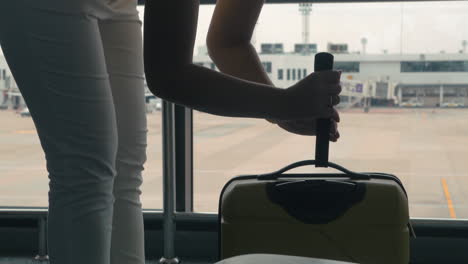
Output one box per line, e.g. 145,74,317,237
401,61,468,73
278,68,284,80
262,61,273,73
1,208,468,262
0,0,464,216
334,61,360,73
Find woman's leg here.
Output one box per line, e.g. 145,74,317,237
99,13,148,264
1,2,117,264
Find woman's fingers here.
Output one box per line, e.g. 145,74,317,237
316,83,342,96
331,95,340,106
328,84,342,95
317,70,342,85
328,118,340,142
330,130,340,142
329,121,340,142
330,120,337,134
286,69,342,120
330,107,340,122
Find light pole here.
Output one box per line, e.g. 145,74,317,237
299,3,312,53
361,37,368,55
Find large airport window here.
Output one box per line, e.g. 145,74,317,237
193,1,468,221
335,61,360,72
297,68,302,79
292,68,296,80
401,61,468,72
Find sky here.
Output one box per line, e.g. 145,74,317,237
1,1,467,56
143,1,468,55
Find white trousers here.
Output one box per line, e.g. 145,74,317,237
0,1,147,263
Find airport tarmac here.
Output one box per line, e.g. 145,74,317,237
1,107,467,219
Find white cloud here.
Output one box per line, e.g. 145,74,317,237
191,1,468,54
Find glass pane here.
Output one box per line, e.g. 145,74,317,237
0,6,163,209
193,1,468,219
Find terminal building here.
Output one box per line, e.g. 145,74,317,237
0,56,24,110
194,44,468,108
2,48,468,109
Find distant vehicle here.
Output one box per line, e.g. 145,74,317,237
20,107,31,117
146,98,162,113
400,98,423,107
441,101,464,108
155,99,162,111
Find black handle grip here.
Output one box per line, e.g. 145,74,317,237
314,52,334,167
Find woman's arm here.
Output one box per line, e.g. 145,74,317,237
144,0,339,121
207,0,272,85
206,0,340,139
143,0,285,119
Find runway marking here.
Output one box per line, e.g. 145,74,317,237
14,130,36,134
441,178,457,219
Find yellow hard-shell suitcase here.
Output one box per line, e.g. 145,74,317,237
219,160,413,264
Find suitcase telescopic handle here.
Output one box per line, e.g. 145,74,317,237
314,52,334,168
257,160,371,180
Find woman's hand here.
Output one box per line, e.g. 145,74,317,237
281,70,342,121
267,70,341,140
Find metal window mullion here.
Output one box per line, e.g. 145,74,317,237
161,100,178,263
34,217,48,261
174,105,193,213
